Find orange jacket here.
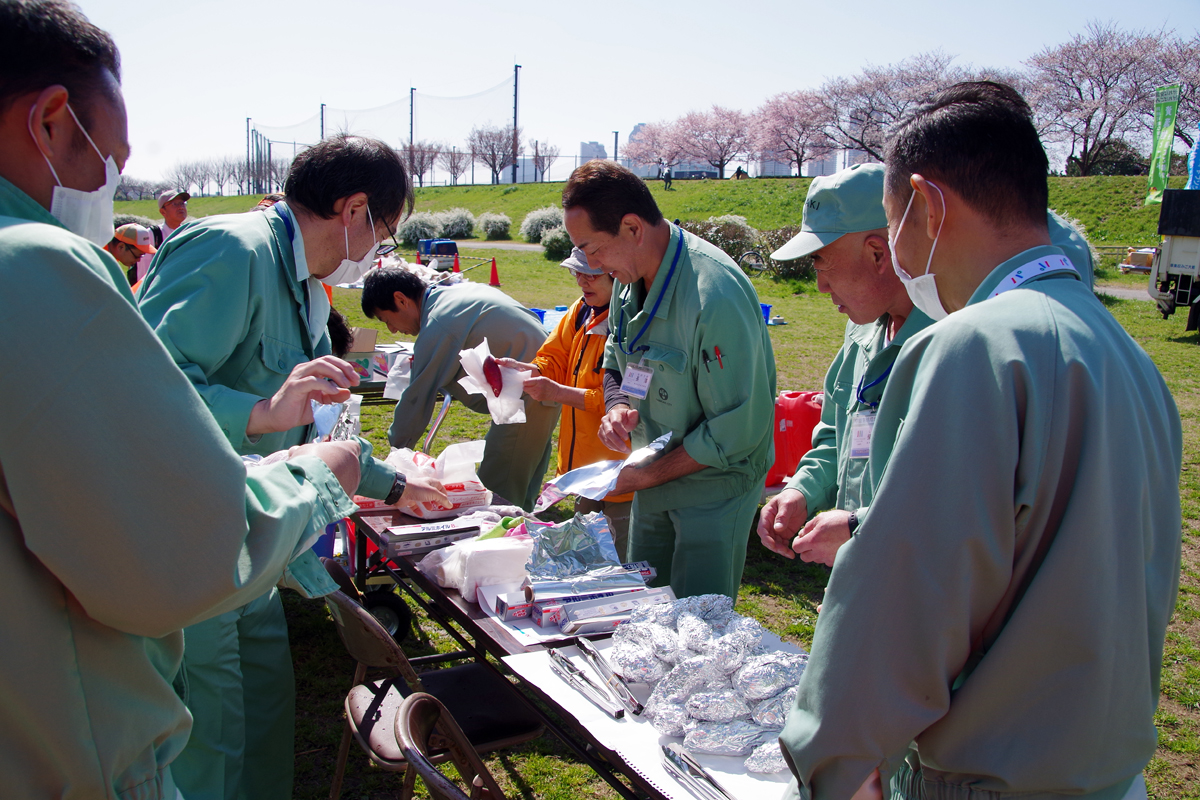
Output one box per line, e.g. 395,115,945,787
533,297,634,503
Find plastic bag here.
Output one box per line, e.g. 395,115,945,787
416,535,533,604
535,432,673,512
457,338,529,425
385,440,492,519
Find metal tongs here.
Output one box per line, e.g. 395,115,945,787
574,637,644,716
547,648,624,719
660,743,737,800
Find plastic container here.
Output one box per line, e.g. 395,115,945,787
760,303,772,323
764,390,823,486
529,307,547,323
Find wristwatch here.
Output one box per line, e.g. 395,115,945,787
847,511,860,534
384,472,407,505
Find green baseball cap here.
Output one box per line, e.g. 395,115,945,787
771,163,888,261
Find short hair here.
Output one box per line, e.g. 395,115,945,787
361,267,427,317
562,160,663,235
0,0,121,130
285,135,414,224
326,307,353,358
884,81,1049,230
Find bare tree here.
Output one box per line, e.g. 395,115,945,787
437,143,471,186
677,106,751,179
820,51,961,162
529,139,560,181
403,141,439,187
625,120,687,172
754,90,833,176
164,162,193,194
1026,22,1165,176
468,125,522,184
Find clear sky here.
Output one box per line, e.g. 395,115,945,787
77,0,1199,183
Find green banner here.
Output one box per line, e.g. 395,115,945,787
1146,84,1181,205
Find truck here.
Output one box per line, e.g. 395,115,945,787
1147,189,1200,333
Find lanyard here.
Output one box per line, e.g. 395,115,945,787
277,202,295,241
855,362,893,409
987,254,1077,299
614,227,683,356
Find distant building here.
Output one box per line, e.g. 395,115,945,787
803,153,838,177
580,141,608,160
755,158,795,178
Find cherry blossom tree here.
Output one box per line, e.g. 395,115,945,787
1026,22,1165,176
468,125,523,184
754,90,832,176
677,106,751,179
436,144,471,186
529,139,560,181
1159,32,1200,149
624,120,687,172
403,140,439,187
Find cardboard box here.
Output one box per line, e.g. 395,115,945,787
378,520,481,559
349,327,378,352
559,613,629,636
495,591,534,621
344,352,374,380
561,586,676,624
533,604,564,628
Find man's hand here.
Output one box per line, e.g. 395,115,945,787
598,405,639,453
850,770,883,800
286,440,361,496
398,475,452,511
521,376,561,403
247,357,360,435
493,357,540,377
757,488,807,559
792,509,854,567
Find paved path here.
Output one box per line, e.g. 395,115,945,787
459,241,543,252
1095,284,1152,302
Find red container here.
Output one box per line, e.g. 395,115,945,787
764,391,823,486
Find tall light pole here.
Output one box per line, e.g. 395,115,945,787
613,131,618,163
512,64,521,185
245,118,251,196
319,103,325,140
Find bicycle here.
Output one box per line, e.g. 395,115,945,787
738,250,774,279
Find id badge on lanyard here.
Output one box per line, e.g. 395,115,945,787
621,355,654,400
849,410,876,459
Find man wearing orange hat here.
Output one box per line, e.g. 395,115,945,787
104,222,156,286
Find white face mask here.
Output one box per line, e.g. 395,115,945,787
29,103,119,247
889,181,948,322
321,205,379,286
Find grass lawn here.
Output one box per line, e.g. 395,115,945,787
275,245,1200,799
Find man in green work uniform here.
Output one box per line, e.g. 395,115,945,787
139,136,447,800
0,3,369,797
563,161,776,600
757,167,1097,569
757,164,931,566
780,82,1181,800
361,267,558,511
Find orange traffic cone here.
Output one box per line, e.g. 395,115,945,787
415,251,422,265
453,252,461,273
488,257,501,287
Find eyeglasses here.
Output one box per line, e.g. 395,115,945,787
376,211,400,256
569,268,604,281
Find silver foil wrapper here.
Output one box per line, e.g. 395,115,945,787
526,512,621,579
751,685,798,729
525,566,647,602
744,740,788,774
677,613,715,652
649,655,723,705
683,719,774,756
684,689,751,723
648,701,690,737
647,622,686,664
629,601,681,628
675,593,734,623
609,625,666,684
734,652,809,702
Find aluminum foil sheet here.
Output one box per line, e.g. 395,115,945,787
674,593,734,622
744,740,788,774
683,720,774,756
629,601,681,628
734,652,809,702
646,622,685,664
649,655,723,705
677,613,715,652
751,685,798,729
609,625,666,684
648,701,690,737
684,689,751,723
525,565,647,602
526,512,621,579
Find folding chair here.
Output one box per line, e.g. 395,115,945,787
395,692,508,800
323,585,543,799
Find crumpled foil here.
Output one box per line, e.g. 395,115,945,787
526,512,621,579
685,689,751,723
744,740,788,774
677,613,715,652
683,719,774,756
675,593,734,623
649,655,722,706
629,601,681,629
609,625,666,683
751,685,798,729
734,652,809,702
648,701,690,737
